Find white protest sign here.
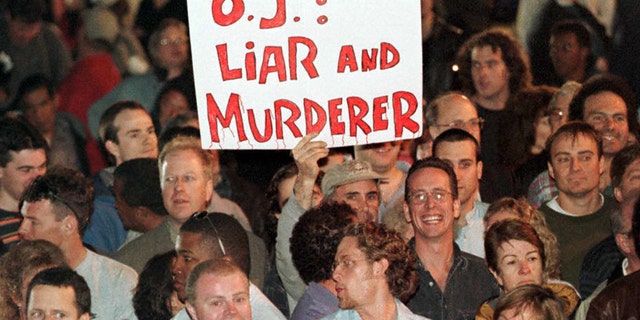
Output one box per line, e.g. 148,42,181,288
188,0,422,149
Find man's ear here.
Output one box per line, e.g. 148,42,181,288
373,258,389,277
403,202,412,223
62,214,77,235
615,233,634,256
614,187,624,203
453,198,461,219
548,161,555,180
104,140,120,160
476,160,483,180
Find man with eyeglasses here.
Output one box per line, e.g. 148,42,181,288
432,129,487,258
325,222,426,320
425,92,483,144
18,167,137,320
0,116,48,253
402,157,498,320
172,211,286,320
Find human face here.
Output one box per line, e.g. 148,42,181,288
471,46,511,102
404,167,460,241
107,109,158,165
113,179,139,231
548,134,604,198
332,236,379,310
9,19,41,46
155,26,189,70
174,232,215,302
277,176,295,209
549,33,588,81
158,90,190,129
186,272,251,320
19,200,67,246
0,149,47,206
333,180,380,222
354,142,401,173
491,240,543,292
434,140,482,211
161,150,214,225
583,91,629,156
429,95,482,142
27,285,89,320
22,87,57,134
614,159,640,202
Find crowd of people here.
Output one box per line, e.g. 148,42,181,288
1,0,640,319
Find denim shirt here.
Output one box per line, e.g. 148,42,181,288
406,242,500,320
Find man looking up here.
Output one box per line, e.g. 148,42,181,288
0,116,47,251
18,167,138,319
403,157,499,319
432,129,487,257
538,121,616,290
568,74,639,193
325,222,426,320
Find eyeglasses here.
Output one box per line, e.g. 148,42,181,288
32,176,84,224
159,38,188,46
434,118,484,130
407,189,452,205
191,211,227,255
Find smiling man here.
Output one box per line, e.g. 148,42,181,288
402,157,499,320
569,74,639,194
538,122,617,290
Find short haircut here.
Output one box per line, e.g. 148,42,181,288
568,74,640,139
133,250,177,320
550,20,591,49
20,167,94,235
405,157,459,201
13,73,54,109
98,100,149,144
610,144,640,190
291,202,356,284
7,0,45,23
152,77,196,123
185,259,247,304
545,121,603,159
158,125,200,153
26,267,92,317
0,240,66,319
0,116,48,167
158,136,214,181
342,222,418,301
485,219,546,275
432,128,481,161
493,284,567,320
180,212,250,275
456,28,531,96
114,158,167,216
